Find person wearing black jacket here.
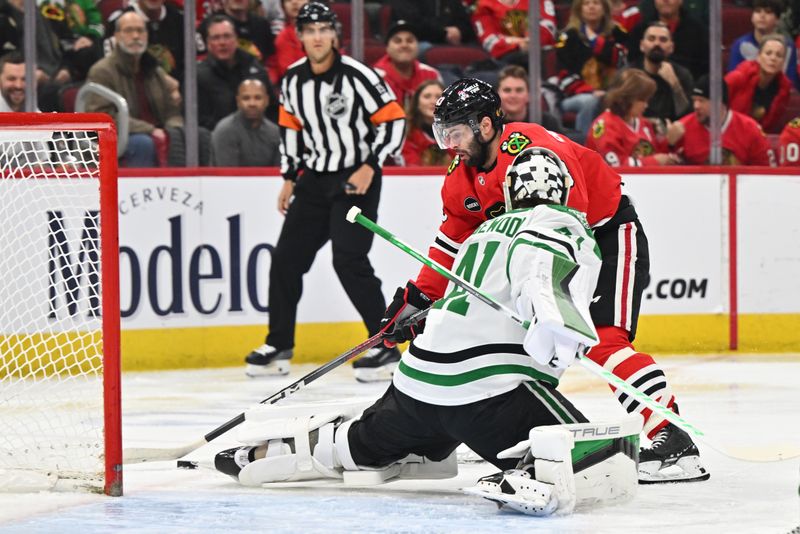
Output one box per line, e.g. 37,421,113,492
197,14,273,130
389,0,476,47
626,0,709,80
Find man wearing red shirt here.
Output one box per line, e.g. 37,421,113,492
373,20,442,110
667,75,774,166
377,78,709,484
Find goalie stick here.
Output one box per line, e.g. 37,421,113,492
346,206,800,463
123,313,427,464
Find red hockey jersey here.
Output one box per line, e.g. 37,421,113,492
585,110,668,167
676,109,773,166
472,0,557,59
778,117,800,166
414,122,622,299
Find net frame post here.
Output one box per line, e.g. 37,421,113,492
0,112,122,496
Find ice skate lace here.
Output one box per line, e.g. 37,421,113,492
650,428,670,450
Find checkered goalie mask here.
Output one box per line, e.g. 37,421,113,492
503,147,573,211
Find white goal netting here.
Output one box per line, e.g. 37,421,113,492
0,123,120,495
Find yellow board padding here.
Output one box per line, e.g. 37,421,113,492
120,322,377,371
0,332,103,378
3,314,798,376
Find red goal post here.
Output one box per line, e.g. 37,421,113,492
0,113,121,496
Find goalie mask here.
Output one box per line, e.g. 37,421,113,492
503,147,574,211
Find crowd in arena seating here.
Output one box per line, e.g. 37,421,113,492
3,0,800,167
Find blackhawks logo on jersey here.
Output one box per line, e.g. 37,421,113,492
447,155,461,175
634,140,654,157
592,119,605,139
500,132,531,155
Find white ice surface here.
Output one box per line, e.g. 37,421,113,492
1,354,799,533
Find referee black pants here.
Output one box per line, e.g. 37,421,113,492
266,167,386,350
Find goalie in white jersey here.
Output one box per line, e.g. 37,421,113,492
213,148,642,516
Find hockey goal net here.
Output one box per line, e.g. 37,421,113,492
0,114,121,496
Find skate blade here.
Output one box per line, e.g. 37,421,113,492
638,456,710,484
245,361,290,377
353,363,397,383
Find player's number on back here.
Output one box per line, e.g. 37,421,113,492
434,240,500,316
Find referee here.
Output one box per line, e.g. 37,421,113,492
245,2,407,382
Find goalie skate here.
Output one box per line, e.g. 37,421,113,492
464,469,560,516
245,344,293,377
638,423,710,484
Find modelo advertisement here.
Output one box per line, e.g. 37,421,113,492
110,171,726,330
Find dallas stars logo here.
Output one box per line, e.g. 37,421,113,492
500,132,531,155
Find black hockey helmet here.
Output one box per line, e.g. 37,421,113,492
296,1,338,32
504,147,574,210
432,78,504,149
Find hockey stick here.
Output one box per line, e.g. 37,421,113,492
347,206,800,463
122,315,426,464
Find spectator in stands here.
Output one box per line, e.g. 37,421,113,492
725,34,791,133
628,0,709,80
211,78,280,166
197,14,272,130
728,1,798,91
629,21,693,126
399,79,450,166
255,0,285,35
611,0,640,32
199,0,274,64
106,0,185,82
778,117,800,166
471,0,558,65
37,0,104,83
553,0,627,138
267,0,308,85
637,0,707,26
389,0,476,52
85,11,183,167
373,20,442,110
0,51,27,112
496,64,581,142
0,0,88,110
666,75,774,166
586,68,679,167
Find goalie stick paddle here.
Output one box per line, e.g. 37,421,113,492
347,206,800,463
122,316,426,464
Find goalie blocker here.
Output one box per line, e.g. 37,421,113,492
214,402,641,516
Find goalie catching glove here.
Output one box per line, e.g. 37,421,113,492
380,281,433,347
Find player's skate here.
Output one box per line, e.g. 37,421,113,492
215,446,258,481
638,423,710,484
245,344,293,377
352,346,401,382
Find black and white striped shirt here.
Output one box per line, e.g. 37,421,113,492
278,51,406,181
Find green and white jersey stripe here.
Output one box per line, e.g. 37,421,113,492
393,204,601,406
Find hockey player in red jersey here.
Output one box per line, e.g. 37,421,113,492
667,75,774,167
376,78,709,484
585,69,679,167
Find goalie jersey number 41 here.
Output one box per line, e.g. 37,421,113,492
393,204,602,406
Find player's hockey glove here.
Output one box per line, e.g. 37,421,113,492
380,281,433,347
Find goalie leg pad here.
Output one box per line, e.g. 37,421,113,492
564,415,642,507
468,415,642,514
237,420,342,486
